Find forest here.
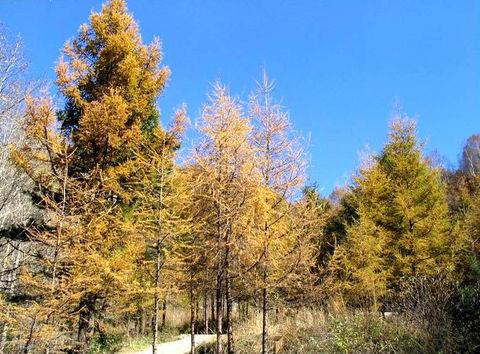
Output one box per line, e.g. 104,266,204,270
0,1,479,353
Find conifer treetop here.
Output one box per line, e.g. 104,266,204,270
56,0,169,135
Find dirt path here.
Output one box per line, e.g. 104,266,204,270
132,334,217,354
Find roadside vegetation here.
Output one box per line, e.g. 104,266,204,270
0,1,479,353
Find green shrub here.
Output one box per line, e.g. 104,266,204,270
89,332,124,354
326,314,424,354
451,282,480,353
278,313,426,354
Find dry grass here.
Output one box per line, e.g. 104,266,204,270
232,308,330,353
164,304,191,329
231,306,440,354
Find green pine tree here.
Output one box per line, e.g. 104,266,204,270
333,118,454,306
56,0,169,172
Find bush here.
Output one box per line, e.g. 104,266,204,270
393,275,460,352
280,312,425,354
231,309,428,354
195,282,480,354
89,331,124,354
451,282,480,353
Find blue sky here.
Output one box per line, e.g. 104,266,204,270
1,0,479,195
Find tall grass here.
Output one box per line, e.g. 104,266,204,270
230,306,457,354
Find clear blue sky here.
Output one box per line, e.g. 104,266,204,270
1,0,479,195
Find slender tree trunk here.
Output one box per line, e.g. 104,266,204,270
211,293,215,326
223,294,227,324
203,292,208,333
152,293,159,352
161,298,167,330
261,217,270,354
215,187,224,354
77,296,95,352
140,309,146,335
23,315,36,354
196,298,200,325
190,286,196,354
152,238,162,354
225,270,234,354
261,270,268,354
77,310,89,350
243,301,248,321
153,134,167,354
224,233,234,354
126,318,131,338
215,275,223,354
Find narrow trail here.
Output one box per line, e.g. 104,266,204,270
132,334,217,354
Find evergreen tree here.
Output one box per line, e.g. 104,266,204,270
127,106,188,353
56,0,169,172
333,118,454,306
8,1,172,351
190,83,255,354
9,95,80,352
445,134,480,281
55,0,169,348
248,72,312,353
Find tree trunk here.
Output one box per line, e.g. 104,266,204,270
203,292,209,334
224,232,234,354
215,192,224,354
161,298,167,330
261,277,268,354
77,314,89,351
153,138,166,353
223,294,227,324
225,270,234,354
77,295,95,352
190,287,196,354
261,220,269,354
152,238,162,354
152,292,159,353
196,298,200,326
215,274,223,354
211,293,215,326
140,309,146,336
23,315,36,354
